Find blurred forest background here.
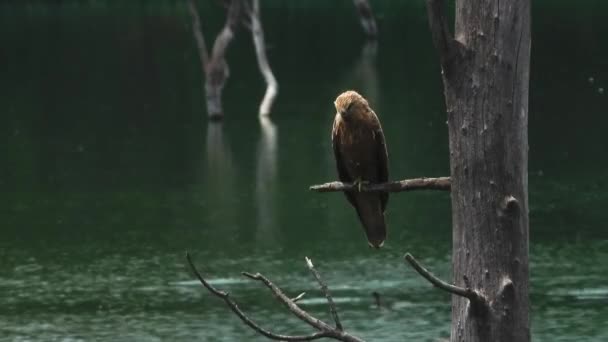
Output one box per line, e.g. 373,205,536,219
1,1,607,341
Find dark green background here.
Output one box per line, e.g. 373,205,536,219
1,1,607,341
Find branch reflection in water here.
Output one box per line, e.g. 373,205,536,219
255,116,278,247
205,122,237,239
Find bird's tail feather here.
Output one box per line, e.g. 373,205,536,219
354,195,386,248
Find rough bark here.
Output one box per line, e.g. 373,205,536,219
426,1,531,341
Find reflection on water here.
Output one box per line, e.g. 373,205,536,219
1,2,608,342
203,122,238,243
255,117,278,247
205,122,235,187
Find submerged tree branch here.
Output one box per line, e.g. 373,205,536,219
247,0,278,116
187,252,325,341
242,271,335,332
305,257,343,331
404,253,486,305
310,177,451,193
187,252,365,342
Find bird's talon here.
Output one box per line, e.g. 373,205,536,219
355,179,370,192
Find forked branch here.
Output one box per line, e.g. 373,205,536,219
310,177,451,193
404,253,486,306
187,252,365,342
188,0,241,119
426,0,463,75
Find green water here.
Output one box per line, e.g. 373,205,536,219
1,2,607,341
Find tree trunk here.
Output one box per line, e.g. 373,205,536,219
427,1,531,341
204,0,241,119
249,0,278,116
187,0,241,120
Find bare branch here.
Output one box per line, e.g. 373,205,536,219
210,0,241,61
291,292,306,303
305,257,343,331
241,272,365,342
204,0,242,118
426,0,461,75
247,0,279,116
186,252,339,341
242,272,335,332
404,253,486,305
187,252,365,342
187,0,210,68
310,177,451,193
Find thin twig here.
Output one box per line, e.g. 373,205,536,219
305,257,343,331
242,272,365,342
404,253,486,305
187,252,365,342
242,272,335,332
310,177,451,193
186,252,333,341
291,292,306,303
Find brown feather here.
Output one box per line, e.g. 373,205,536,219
332,90,389,248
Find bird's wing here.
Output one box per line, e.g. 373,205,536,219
332,117,357,208
374,122,389,212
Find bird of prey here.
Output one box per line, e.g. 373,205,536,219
332,90,389,248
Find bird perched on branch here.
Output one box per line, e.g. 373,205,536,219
332,90,389,248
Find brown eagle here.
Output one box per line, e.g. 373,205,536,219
332,90,389,248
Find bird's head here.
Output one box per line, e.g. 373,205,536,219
334,90,369,121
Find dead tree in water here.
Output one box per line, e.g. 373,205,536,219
187,0,241,120
425,0,531,340
246,0,278,116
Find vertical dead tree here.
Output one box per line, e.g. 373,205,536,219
352,0,377,39
246,0,278,116
425,0,531,341
187,0,241,120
